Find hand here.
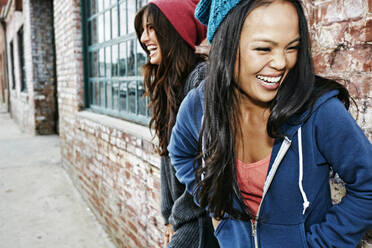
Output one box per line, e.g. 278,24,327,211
164,224,174,248
195,38,210,58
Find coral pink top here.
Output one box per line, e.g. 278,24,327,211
236,154,271,217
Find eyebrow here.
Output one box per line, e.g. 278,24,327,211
252,37,301,46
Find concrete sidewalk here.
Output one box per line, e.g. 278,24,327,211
0,106,116,248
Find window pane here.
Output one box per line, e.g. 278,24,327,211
100,81,105,107
98,14,104,43
119,81,127,111
99,48,105,77
90,18,98,44
105,46,111,77
112,6,118,39
93,81,99,105
90,50,99,77
127,0,135,34
112,81,119,110
112,44,118,77
128,80,136,113
105,10,111,41
136,40,146,76
106,81,112,109
137,80,146,116
136,0,147,11
97,0,104,13
119,42,127,76
90,0,97,16
119,1,127,36
127,40,135,76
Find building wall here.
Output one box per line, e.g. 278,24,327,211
304,1,372,247
54,0,164,247
54,0,372,248
6,1,35,133
4,0,56,134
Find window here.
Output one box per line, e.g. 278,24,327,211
84,0,149,124
18,27,26,92
9,41,15,90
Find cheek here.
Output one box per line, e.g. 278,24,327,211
287,52,298,69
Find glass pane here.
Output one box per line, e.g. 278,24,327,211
106,46,111,77
91,18,98,44
137,80,146,116
127,40,135,76
97,0,104,13
128,80,136,114
90,50,99,77
119,1,127,36
112,81,119,110
99,48,105,77
119,42,127,76
100,81,105,107
112,6,118,39
93,81,99,105
112,44,118,77
119,81,127,111
106,81,112,109
98,14,104,43
136,39,147,76
105,10,111,41
90,0,97,15
127,0,135,34
136,0,147,11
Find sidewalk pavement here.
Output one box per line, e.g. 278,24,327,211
0,106,116,248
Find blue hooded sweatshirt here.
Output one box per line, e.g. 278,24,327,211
168,83,372,248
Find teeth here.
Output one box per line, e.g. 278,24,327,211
147,45,157,51
257,75,282,84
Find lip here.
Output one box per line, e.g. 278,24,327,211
256,73,284,90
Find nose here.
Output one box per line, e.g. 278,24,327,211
140,29,149,44
270,51,287,71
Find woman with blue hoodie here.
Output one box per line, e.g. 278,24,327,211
134,0,218,247
168,0,372,247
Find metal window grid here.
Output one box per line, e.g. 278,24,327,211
82,0,149,124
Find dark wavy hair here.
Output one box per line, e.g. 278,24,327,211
195,0,350,220
134,4,204,156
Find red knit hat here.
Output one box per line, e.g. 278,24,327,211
149,0,207,49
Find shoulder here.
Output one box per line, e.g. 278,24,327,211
184,62,208,95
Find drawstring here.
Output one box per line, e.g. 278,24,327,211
298,127,310,215
201,115,205,181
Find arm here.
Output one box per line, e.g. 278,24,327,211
168,87,204,196
307,98,372,247
160,157,174,226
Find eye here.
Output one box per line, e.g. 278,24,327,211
287,45,299,52
254,47,271,52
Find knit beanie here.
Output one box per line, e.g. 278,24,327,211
149,0,207,49
195,0,243,42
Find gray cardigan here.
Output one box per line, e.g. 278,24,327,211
160,62,209,248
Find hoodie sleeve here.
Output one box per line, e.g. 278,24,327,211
307,98,372,248
167,87,204,196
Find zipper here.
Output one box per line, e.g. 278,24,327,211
250,137,292,248
251,221,258,248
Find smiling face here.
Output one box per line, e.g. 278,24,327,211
140,11,162,65
235,0,300,106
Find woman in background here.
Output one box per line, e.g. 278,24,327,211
134,1,218,247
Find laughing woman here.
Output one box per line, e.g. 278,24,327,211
134,0,218,247
168,0,372,247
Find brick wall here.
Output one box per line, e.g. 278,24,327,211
29,0,57,134
54,0,163,247
4,0,56,134
303,1,372,247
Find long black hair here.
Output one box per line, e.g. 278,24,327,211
134,4,204,156
195,0,350,220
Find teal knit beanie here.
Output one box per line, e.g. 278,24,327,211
195,0,244,42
